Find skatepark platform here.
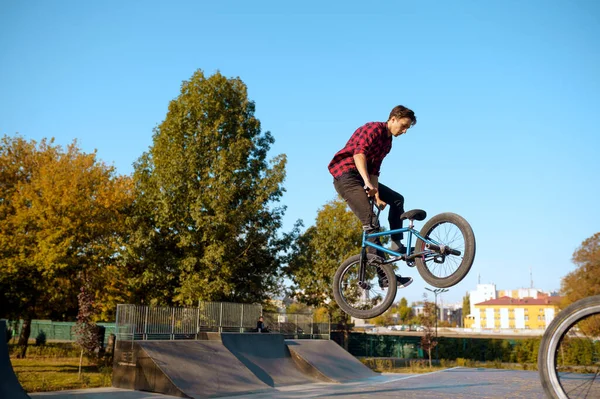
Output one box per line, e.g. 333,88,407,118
1,319,31,399
112,333,376,398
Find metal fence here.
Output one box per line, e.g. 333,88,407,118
263,312,330,340
115,303,330,341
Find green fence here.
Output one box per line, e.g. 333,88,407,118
333,332,539,363
6,320,116,345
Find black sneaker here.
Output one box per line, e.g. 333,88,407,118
378,274,413,289
396,275,413,288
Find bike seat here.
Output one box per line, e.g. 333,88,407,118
400,209,427,221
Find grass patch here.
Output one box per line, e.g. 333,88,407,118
12,358,112,393
9,343,113,393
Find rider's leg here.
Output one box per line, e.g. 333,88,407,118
334,174,412,288
333,173,383,257
377,183,406,252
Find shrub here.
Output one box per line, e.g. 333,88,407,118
36,331,47,346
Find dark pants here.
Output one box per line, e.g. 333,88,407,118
333,171,405,251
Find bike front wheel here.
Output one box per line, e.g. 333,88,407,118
333,254,397,319
538,295,600,399
414,212,475,288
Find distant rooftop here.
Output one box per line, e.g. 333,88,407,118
476,296,563,306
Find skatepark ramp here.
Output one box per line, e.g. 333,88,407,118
1,320,31,399
286,339,377,382
113,333,377,398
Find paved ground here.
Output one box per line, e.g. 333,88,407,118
30,367,548,398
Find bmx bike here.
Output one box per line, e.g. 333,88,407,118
332,197,476,319
538,295,600,399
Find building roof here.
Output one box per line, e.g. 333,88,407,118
475,296,563,306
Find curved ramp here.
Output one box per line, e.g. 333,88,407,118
1,320,31,399
286,339,378,382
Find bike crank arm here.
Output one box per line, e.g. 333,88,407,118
425,243,461,256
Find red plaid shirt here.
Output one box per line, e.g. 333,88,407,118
328,122,392,178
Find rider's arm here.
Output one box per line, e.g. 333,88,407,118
353,153,377,195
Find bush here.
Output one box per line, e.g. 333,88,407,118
455,357,475,367
35,331,47,346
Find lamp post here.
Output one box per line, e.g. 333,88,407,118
425,287,449,338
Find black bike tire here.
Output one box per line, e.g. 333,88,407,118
333,254,397,319
537,295,600,399
414,212,476,288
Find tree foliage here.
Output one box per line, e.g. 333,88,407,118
284,197,363,314
419,298,438,368
74,283,100,377
561,232,600,306
0,135,133,329
462,292,471,326
124,69,289,306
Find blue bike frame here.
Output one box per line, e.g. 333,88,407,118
360,204,445,263
362,227,428,258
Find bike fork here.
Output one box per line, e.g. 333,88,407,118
358,246,368,289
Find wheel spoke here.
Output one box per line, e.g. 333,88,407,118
338,259,390,313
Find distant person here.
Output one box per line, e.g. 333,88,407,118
256,316,269,333
328,105,417,289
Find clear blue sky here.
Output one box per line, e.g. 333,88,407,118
1,0,599,306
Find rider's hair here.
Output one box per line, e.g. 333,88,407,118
388,105,417,126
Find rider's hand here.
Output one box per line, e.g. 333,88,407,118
364,184,378,197
375,196,387,210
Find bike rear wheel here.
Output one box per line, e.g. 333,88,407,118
333,254,397,319
414,212,475,288
538,295,600,399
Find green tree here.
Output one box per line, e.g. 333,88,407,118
0,136,133,356
397,297,413,323
124,69,289,306
287,302,311,314
284,197,363,316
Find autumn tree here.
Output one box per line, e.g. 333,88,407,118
0,135,133,356
462,292,471,326
284,197,364,317
74,283,100,378
561,232,600,306
124,69,289,306
419,296,438,368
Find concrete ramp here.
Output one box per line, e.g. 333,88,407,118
219,333,320,387
286,339,378,382
114,339,273,398
1,320,31,399
113,334,373,398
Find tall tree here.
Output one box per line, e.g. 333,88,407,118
462,292,471,326
0,136,133,355
395,297,411,323
284,197,363,315
561,232,600,306
124,69,289,306
419,296,438,368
